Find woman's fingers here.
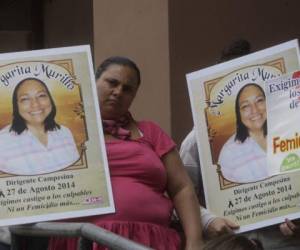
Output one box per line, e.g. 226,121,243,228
280,219,297,236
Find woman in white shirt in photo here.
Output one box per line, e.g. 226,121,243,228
0,78,79,175
218,83,268,183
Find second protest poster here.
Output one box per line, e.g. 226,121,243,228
187,39,300,232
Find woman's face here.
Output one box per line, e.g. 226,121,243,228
17,79,52,127
96,64,139,120
238,85,266,132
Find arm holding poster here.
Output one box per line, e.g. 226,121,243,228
180,129,239,238
163,149,203,249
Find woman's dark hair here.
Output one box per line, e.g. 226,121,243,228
235,83,267,143
203,233,264,250
95,56,141,85
219,39,251,63
10,78,60,134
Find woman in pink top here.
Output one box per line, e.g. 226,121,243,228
49,56,203,250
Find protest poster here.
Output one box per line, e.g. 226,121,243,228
186,39,300,232
266,71,300,175
0,45,115,226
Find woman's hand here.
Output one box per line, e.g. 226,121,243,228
280,218,298,236
162,149,204,249
206,217,239,238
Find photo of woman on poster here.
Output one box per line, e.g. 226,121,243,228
0,78,79,175
218,83,269,183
